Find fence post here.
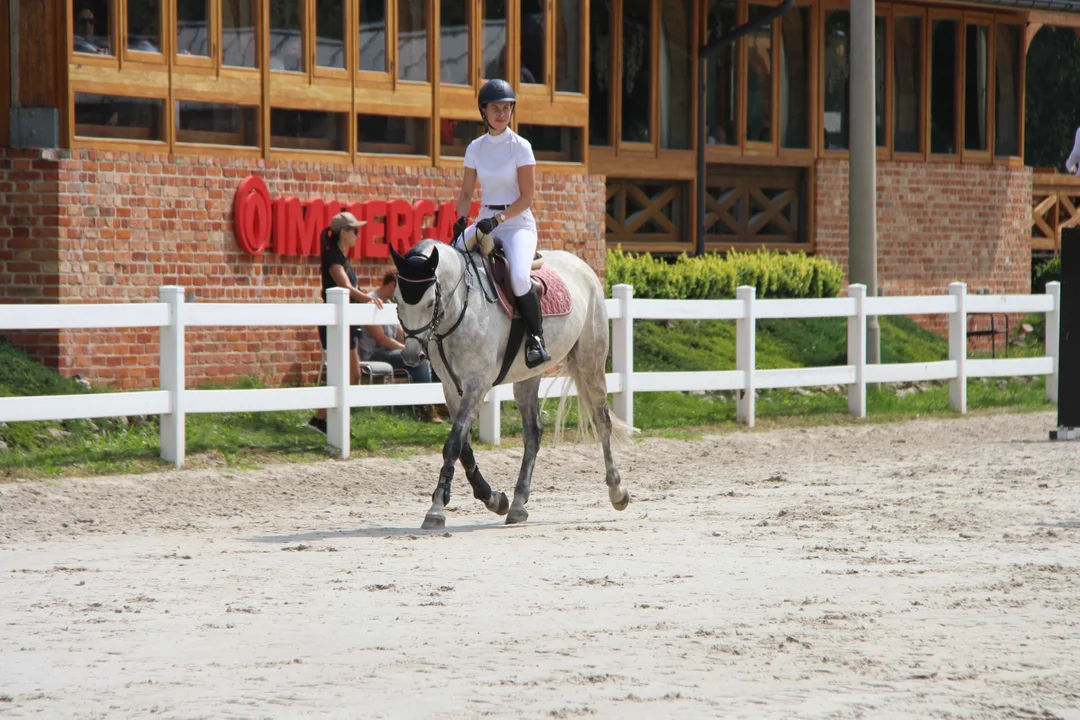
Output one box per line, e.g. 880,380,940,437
611,284,634,428
478,390,501,445
159,286,186,468
847,283,867,418
1046,281,1061,404
326,288,350,458
736,285,756,427
948,282,967,413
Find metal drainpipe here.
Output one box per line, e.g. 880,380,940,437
696,0,793,256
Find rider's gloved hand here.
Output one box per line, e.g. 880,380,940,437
452,216,469,239
476,216,500,236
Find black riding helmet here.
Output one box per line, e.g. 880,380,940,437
478,78,516,127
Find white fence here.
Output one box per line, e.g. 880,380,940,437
0,282,1060,468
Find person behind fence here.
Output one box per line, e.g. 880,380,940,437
358,269,444,424
451,78,551,369
307,211,384,435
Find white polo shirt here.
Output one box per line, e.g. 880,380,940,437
464,129,536,227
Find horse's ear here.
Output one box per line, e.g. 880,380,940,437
390,245,406,270
423,246,440,274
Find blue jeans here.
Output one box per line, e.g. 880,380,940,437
367,348,439,384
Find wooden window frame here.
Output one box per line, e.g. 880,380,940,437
553,0,588,98
992,19,1025,165
122,0,169,66
703,0,746,164
173,0,216,71
926,8,961,163
69,0,120,67
960,12,994,165
890,5,926,160
357,0,394,87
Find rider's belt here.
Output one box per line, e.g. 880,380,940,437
484,204,509,211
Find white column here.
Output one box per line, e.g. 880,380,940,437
736,285,757,427
611,284,634,428
1046,281,1061,405
948,282,968,413
847,283,868,418
159,286,186,468
326,288,350,457
478,390,501,446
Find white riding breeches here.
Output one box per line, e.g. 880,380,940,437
456,220,538,297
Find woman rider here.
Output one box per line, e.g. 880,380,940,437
452,79,551,369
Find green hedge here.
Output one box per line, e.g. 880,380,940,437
604,248,845,300
1033,255,1061,295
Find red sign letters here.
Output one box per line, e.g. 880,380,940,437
233,176,476,258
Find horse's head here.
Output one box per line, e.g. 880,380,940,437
390,244,441,367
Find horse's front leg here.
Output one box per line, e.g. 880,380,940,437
459,440,509,516
506,377,543,525
422,384,486,530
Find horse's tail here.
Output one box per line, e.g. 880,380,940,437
552,360,634,447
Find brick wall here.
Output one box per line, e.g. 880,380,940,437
0,148,606,389
814,158,1032,334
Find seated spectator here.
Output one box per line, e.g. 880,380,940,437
74,7,108,54
359,269,445,424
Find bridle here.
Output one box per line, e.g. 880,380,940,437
397,252,470,395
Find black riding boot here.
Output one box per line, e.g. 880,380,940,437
516,288,551,368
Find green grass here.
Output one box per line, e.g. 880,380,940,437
0,312,1054,478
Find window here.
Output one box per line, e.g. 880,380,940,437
589,0,611,145
995,23,1021,157
128,0,162,53
823,10,849,150
964,23,990,152
931,19,957,154
621,0,651,143
440,0,470,85
706,0,737,148
482,0,507,80
554,0,581,92
271,108,347,151
316,0,347,70
176,0,209,57
270,0,305,73
519,124,583,163
75,93,164,140
73,1,113,55
520,0,545,85
359,0,388,73
440,119,485,157
779,7,809,149
746,4,773,144
222,0,257,68
176,101,258,146
893,15,921,153
358,114,430,155
660,0,693,150
398,0,428,81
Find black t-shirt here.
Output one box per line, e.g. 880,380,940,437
320,240,358,302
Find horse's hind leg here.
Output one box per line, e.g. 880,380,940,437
506,376,543,524
459,440,509,516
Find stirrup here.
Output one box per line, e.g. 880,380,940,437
525,335,550,368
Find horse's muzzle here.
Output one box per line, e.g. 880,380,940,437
401,338,426,368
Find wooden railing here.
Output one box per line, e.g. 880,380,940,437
1032,170,1080,253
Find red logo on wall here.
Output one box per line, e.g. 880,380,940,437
233,176,477,259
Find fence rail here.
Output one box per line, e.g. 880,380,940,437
0,282,1061,468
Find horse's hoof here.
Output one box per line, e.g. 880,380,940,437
611,489,630,511
491,491,510,516
505,507,529,525
421,514,446,530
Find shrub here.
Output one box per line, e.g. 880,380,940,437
605,248,845,300
1032,255,1061,295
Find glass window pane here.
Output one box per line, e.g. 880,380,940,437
555,0,581,92
222,0,257,68
621,0,651,143
176,101,258,146
177,0,209,57
893,16,921,153
127,0,161,52
746,4,773,144
73,1,113,55
398,0,428,81
965,24,989,151
660,0,692,150
931,19,957,154
706,0,737,147
995,24,1021,157
358,115,430,155
316,0,346,69
875,16,886,147
270,109,347,151
75,94,164,140
519,124,583,162
440,0,470,85
589,0,611,145
359,0,388,72
440,119,485,157
824,10,849,150
482,0,508,79
780,7,809,148
270,1,305,72
520,0,545,84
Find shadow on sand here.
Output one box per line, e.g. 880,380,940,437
244,517,620,544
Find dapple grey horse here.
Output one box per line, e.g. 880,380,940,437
390,240,632,530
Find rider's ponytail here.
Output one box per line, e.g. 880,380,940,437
321,226,339,254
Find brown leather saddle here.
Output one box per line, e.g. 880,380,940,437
481,240,548,315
